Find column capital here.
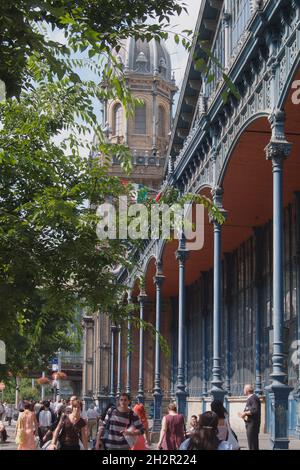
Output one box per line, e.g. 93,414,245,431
209,187,228,224
265,140,292,162
253,0,264,10
153,274,165,286
176,248,189,263
82,316,94,327
138,292,147,303
222,11,231,27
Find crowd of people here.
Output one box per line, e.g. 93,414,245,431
0,383,261,451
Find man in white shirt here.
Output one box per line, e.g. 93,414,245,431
38,402,53,447
86,404,100,442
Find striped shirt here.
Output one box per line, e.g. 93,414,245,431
100,408,144,450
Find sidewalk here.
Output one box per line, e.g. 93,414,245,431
1,422,300,450
0,423,17,451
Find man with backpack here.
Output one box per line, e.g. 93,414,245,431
95,393,144,450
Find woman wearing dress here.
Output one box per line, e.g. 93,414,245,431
15,401,38,450
157,403,186,450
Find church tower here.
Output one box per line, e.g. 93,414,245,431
102,37,177,190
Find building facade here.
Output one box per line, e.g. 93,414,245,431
83,0,300,449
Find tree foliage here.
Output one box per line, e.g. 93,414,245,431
0,80,136,374
0,0,187,98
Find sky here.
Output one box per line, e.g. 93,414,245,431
165,0,201,93
50,0,201,154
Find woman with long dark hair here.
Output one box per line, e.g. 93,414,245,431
211,400,229,441
49,399,88,450
180,411,232,450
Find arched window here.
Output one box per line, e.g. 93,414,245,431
134,104,146,134
113,104,122,136
158,106,166,138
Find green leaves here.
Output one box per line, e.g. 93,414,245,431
0,81,136,374
0,0,187,99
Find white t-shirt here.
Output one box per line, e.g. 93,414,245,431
87,408,99,420
39,410,52,427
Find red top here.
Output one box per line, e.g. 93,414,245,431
133,404,149,431
161,414,185,450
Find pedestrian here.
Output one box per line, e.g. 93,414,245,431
70,395,88,422
0,420,8,443
211,400,239,450
4,403,12,426
186,415,198,437
238,384,261,450
157,403,186,450
34,400,43,416
180,411,233,450
0,402,4,421
94,403,115,450
133,403,150,446
49,399,88,450
55,399,64,416
96,393,144,450
86,404,99,443
38,401,53,447
15,400,38,450
211,400,229,441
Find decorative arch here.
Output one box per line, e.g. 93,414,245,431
113,103,123,136
218,112,270,187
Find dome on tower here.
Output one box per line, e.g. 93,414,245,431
116,37,173,82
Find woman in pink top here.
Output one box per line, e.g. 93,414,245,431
157,403,186,450
15,401,38,450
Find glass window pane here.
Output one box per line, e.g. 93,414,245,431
135,104,146,134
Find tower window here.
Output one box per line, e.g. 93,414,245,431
158,106,166,138
113,104,122,136
134,104,146,134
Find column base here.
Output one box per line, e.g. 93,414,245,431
176,389,188,416
266,383,293,450
108,394,116,405
136,392,145,404
210,387,227,403
97,395,112,414
152,392,163,432
83,395,94,410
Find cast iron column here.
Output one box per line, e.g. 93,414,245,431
152,262,165,432
265,110,292,450
137,291,147,404
293,192,300,437
109,324,117,402
116,326,122,398
210,187,227,403
175,238,189,415
254,228,263,396
126,292,132,395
